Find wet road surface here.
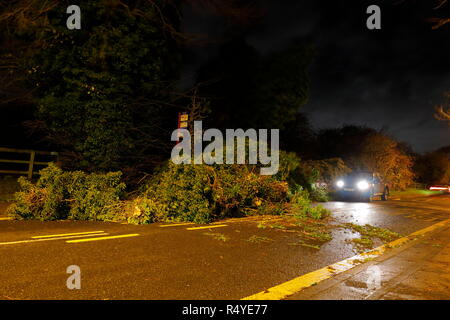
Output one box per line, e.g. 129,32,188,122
0,194,448,299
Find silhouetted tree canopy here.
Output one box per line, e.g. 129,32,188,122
196,38,313,130
414,149,450,185
1,1,183,175
315,125,415,189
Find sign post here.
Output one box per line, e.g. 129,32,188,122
177,112,189,142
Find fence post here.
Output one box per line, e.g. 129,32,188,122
28,151,36,179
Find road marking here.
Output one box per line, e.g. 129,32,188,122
32,231,105,239
242,218,450,300
0,217,12,221
66,233,140,243
160,223,194,227
186,224,228,230
160,217,283,228
0,233,109,246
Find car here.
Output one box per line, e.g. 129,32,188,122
334,171,389,202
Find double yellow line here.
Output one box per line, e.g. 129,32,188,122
0,230,139,246
66,233,139,243
31,231,105,239
159,222,229,230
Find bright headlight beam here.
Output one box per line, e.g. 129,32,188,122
357,180,369,190
336,180,344,188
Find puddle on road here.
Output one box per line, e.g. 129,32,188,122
324,201,433,236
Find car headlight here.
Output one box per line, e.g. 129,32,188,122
357,180,369,190
336,180,345,188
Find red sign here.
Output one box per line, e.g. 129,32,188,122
177,112,189,140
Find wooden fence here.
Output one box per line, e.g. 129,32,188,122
0,147,59,179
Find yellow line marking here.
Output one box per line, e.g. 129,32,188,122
242,218,450,300
0,233,109,246
159,217,284,228
160,223,195,227
32,231,105,239
0,217,12,221
186,224,228,230
66,233,139,243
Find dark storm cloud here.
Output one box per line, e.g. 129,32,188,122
183,0,450,153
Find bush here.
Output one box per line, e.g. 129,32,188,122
309,186,330,202
7,161,328,225
135,162,289,224
289,187,330,219
7,164,125,221
276,151,318,190
276,151,343,201
306,204,330,220
302,158,351,185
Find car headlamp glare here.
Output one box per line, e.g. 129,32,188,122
357,180,370,190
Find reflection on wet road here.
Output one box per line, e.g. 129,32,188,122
325,195,449,236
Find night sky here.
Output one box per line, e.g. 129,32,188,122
182,0,450,153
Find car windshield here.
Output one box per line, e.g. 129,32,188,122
344,172,373,182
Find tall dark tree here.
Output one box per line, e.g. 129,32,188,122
280,112,317,159
196,38,313,130
414,146,450,185
315,125,377,163
196,37,260,129
1,0,182,173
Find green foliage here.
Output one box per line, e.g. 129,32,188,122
289,187,330,220
345,223,402,242
302,158,352,185
66,171,125,221
344,223,402,252
247,235,273,243
6,162,330,225
276,151,348,201
203,233,229,242
308,186,329,202
351,237,374,251
276,151,302,183
276,151,316,190
7,164,125,221
18,1,181,171
134,162,289,224
306,204,330,220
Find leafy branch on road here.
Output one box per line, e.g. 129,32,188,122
343,223,402,252
203,232,229,242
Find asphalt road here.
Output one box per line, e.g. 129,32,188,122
0,194,448,300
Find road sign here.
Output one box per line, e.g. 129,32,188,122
177,112,189,140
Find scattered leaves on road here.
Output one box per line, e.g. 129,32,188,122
343,223,402,252
246,235,273,243
203,232,229,242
